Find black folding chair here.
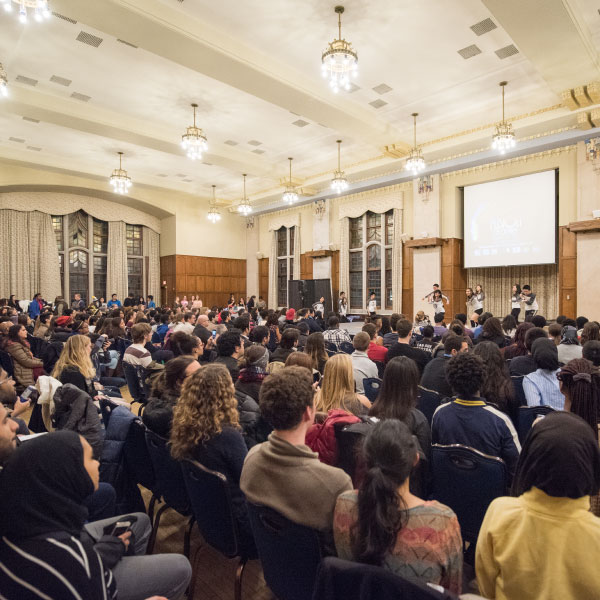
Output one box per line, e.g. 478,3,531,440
362,377,381,403
511,375,527,406
417,386,442,425
514,405,554,443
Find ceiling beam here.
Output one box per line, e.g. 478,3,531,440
49,0,400,145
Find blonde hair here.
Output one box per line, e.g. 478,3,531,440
317,353,356,413
170,364,240,460
52,335,95,380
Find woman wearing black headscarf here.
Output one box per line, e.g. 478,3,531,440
0,431,117,599
0,431,191,600
476,412,600,600
557,325,583,364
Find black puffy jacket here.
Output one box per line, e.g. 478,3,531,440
235,389,271,448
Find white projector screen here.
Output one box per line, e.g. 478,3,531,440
463,170,557,268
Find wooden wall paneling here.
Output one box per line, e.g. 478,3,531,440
259,258,269,303
300,253,313,281
402,245,413,318
441,239,467,321
331,251,340,307
559,226,577,319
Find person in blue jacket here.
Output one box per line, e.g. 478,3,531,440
107,294,122,309
28,293,45,319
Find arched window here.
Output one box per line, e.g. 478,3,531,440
348,210,393,311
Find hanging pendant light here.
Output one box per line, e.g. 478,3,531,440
0,63,8,97
207,184,221,223
237,174,252,216
282,158,299,205
331,140,348,193
321,5,358,93
181,103,208,160
109,152,132,195
405,113,426,175
491,81,516,154
1,0,51,21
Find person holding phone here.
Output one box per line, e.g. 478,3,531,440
0,431,192,600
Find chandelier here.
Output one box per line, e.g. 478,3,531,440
109,152,132,195
282,157,299,204
331,139,348,193
207,184,221,223
0,64,7,97
321,6,358,93
405,113,426,175
1,0,51,22
237,174,252,216
181,103,208,160
492,81,516,153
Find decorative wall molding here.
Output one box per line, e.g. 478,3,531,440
0,191,161,233
268,211,300,231
337,185,404,220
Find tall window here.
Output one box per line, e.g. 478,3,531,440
68,211,89,303
93,219,108,300
52,216,65,296
348,210,393,311
127,224,144,300
276,226,295,307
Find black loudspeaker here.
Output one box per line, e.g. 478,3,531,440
314,279,332,314
288,280,303,310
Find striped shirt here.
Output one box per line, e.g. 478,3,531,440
123,343,152,368
0,534,117,600
523,368,565,410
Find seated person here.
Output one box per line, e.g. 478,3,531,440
170,364,254,549
474,317,510,348
362,323,388,362
123,323,153,368
350,332,379,394
322,316,351,351
523,338,564,410
420,334,468,398
503,322,534,360
509,327,548,376
557,325,583,364
4,324,44,393
0,431,191,600
385,319,430,375
583,340,600,367
334,420,462,594
240,367,352,550
476,412,600,600
142,355,201,437
214,329,243,380
414,324,436,356
269,328,299,364
432,352,521,475
52,334,98,398
235,344,268,402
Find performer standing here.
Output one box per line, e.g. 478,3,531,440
428,289,449,317
313,296,325,315
367,292,377,317
511,283,522,322
422,283,443,302
465,288,480,327
521,285,538,320
474,284,485,314
338,291,348,320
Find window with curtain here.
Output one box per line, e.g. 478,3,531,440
126,224,144,300
52,216,65,297
276,226,295,307
68,211,89,302
348,210,393,311
93,219,108,300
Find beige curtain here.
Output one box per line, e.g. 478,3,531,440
467,264,558,318
143,227,160,302
292,225,300,283
107,221,128,301
0,210,61,301
268,230,278,309
392,208,403,313
339,217,350,304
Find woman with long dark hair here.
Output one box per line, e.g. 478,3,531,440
333,420,463,593
502,314,518,339
473,341,516,416
475,317,509,348
511,283,522,322
476,412,600,600
5,323,44,392
581,321,600,346
369,356,430,459
304,331,328,374
503,321,534,360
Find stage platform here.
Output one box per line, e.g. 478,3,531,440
339,321,364,336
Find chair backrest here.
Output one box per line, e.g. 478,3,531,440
326,349,337,357
144,428,189,514
417,386,442,425
339,341,354,355
430,443,508,543
247,503,322,600
123,362,146,403
313,557,458,600
0,350,14,377
122,418,156,492
374,360,385,379
325,341,338,353
362,377,381,403
511,375,526,406
514,405,554,443
180,458,240,557
99,397,119,429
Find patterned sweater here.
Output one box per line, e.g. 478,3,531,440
333,491,463,594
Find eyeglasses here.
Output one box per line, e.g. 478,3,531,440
0,375,13,385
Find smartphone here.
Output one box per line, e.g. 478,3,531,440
20,385,36,401
313,371,321,384
93,335,107,353
211,330,217,339
108,520,132,537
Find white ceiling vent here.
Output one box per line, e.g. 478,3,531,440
248,140,262,146
347,83,360,93
76,31,103,48
372,83,392,95
50,75,72,87
22,116,40,123
15,75,38,86
9,137,25,143
117,39,138,49
495,44,519,59
27,146,42,151
457,44,482,59
52,12,77,24
470,18,497,36
292,119,309,127
71,92,91,102
224,140,238,146
252,149,265,154
369,99,387,109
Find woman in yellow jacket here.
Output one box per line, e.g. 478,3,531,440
476,411,600,600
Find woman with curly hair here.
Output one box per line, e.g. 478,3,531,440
473,341,516,417
170,364,253,545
